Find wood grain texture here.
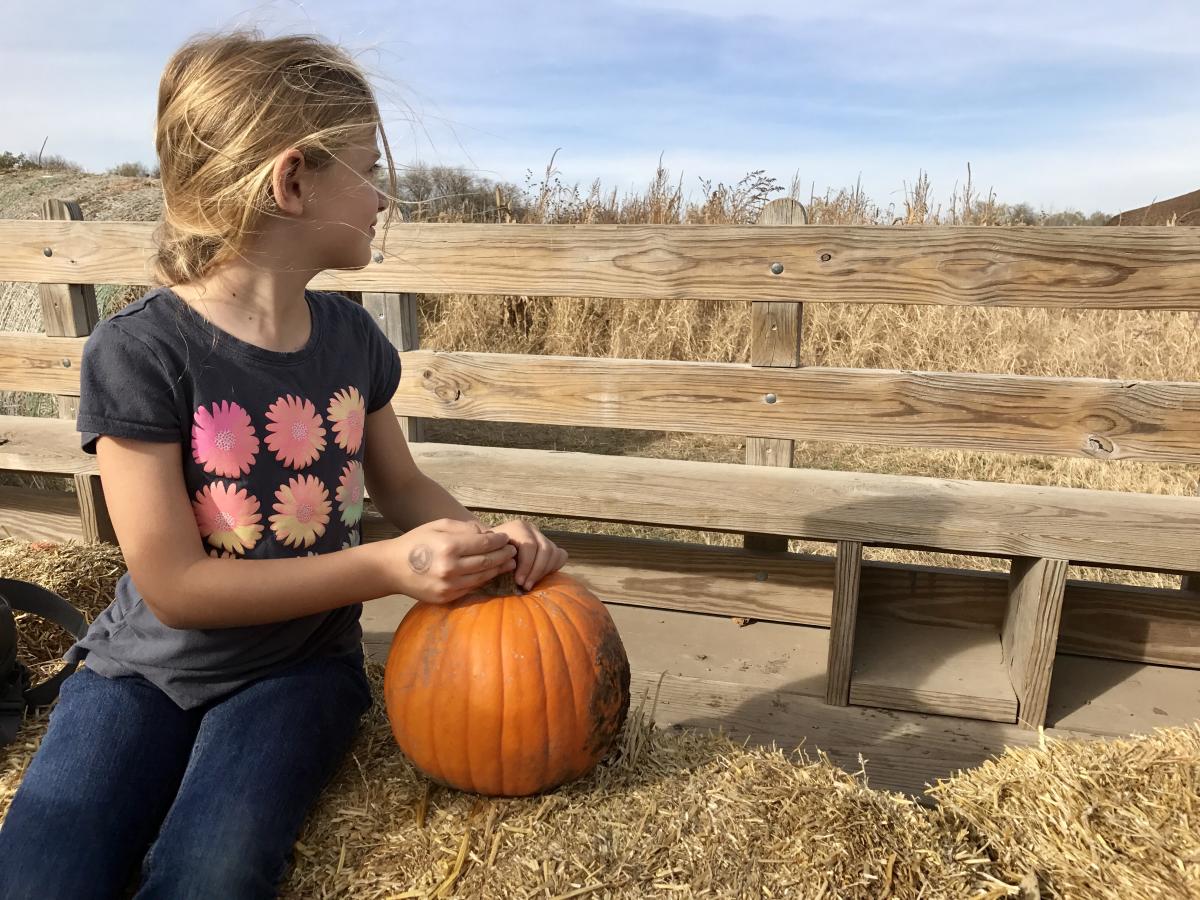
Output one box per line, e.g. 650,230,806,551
849,617,1017,722
35,200,98,339
0,486,83,542
9,419,1200,571
5,219,1200,309
0,416,95,474
0,332,83,394
403,443,1200,572
1004,557,1068,729
35,199,97,422
389,351,1200,462
73,472,116,544
744,199,807,552
11,335,1200,463
826,540,863,705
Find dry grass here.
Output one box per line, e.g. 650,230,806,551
1,164,1193,589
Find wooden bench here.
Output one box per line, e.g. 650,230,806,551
4,198,1200,794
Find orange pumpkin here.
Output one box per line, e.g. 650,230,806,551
383,570,631,797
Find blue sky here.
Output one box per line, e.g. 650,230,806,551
4,0,1198,215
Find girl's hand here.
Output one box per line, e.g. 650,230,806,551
489,520,569,590
389,518,517,605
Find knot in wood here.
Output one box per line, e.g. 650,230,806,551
1084,434,1114,457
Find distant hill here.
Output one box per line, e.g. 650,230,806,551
1105,188,1200,225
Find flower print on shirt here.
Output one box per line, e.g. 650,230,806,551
193,482,263,554
336,460,365,526
327,386,366,455
341,529,361,551
270,474,332,549
192,400,259,478
264,394,326,469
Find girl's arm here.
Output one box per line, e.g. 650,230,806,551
361,406,480,531
362,407,568,589
96,430,515,629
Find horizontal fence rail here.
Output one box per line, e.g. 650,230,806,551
8,332,1200,463
3,220,1200,309
7,414,1200,573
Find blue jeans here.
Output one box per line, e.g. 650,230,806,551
0,650,372,900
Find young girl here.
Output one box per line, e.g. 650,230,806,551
0,29,566,899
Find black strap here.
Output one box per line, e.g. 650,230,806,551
0,579,88,744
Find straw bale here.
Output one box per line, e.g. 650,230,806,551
278,667,995,899
0,537,125,678
931,726,1200,900
2,538,1199,898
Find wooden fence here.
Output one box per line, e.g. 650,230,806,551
3,197,1200,791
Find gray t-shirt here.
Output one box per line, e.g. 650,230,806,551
67,286,402,709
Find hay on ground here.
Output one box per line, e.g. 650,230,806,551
2,538,1198,898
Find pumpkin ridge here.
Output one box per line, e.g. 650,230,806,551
554,584,630,762
547,588,599,779
496,593,508,795
527,591,577,789
426,606,460,786
460,598,484,792
516,594,552,793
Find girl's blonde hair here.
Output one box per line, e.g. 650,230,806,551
151,28,397,286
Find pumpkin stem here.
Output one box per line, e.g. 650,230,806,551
481,571,523,597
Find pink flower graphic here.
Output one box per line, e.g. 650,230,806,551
270,474,331,549
192,482,263,554
336,460,365,526
264,394,326,469
327,386,366,454
192,400,259,477
208,549,242,560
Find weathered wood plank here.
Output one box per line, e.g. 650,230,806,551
36,199,97,422
849,617,1017,722
35,201,98,340
405,443,1200,572
73,471,116,544
1048,654,1200,735
0,486,84,543
745,199,807,552
10,418,1200,572
11,333,1200,463
5,219,1200,310
0,332,83,394
0,416,95,475
826,540,862,705
391,352,1200,463
1004,557,1068,729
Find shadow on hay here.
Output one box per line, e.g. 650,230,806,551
665,486,1142,799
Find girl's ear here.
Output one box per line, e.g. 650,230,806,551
269,148,308,216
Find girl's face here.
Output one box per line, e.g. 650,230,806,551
303,128,389,271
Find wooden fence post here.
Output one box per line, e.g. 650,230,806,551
743,197,807,552
38,199,98,420
825,540,863,705
73,472,117,544
39,199,114,543
363,292,424,442
1003,556,1067,729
